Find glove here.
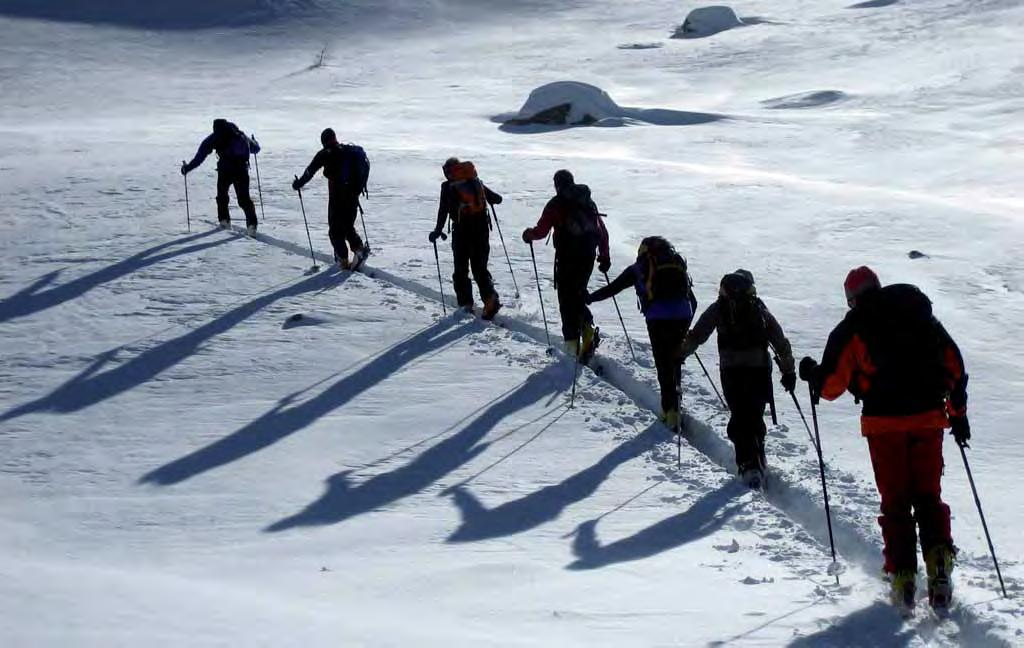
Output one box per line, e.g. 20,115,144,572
428,230,442,243
598,257,611,274
490,195,503,205
950,416,971,448
292,178,302,191
781,372,797,394
798,356,819,382
522,228,534,243
180,163,190,176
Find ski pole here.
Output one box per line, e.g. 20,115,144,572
357,202,371,251
787,390,819,452
528,242,553,353
294,178,319,272
489,203,520,299
432,235,448,316
694,351,727,410
958,443,1007,597
768,374,778,426
809,384,840,585
182,161,191,233
251,137,266,223
676,363,683,467
603,271,637,363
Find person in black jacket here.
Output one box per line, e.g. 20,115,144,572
680,270,796,486
292,128,370,269
181,118,260,233
429,158,503,319
587,236,696,429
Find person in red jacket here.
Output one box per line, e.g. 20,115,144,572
522,170,610,361
799,266,969,612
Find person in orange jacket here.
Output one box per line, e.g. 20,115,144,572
799,266,969,612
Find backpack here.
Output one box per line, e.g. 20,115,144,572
557,184,601,253
216,122,252,162
448,161,488,219
717,272,768,350
634,236,692,313
324,144,371,194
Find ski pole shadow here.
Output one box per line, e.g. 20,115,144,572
443,422,669,544
566,478,747,570
140,317,475,487
1,267,348,423
264,363,565,533
785,601,914,647
0,228,229,324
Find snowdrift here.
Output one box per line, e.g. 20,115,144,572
761,90,850,109
0,0,320,29
672,6,745,39
496,81,725,131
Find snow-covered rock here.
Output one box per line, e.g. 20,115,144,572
672,6,744,39
502,81,623,127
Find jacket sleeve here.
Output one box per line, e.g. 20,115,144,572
681,302,720,356
183,134,215,172
815,317,866,402
595,212,610,261
433,182,450,233
936,320,968,416
483,185,502,205
763,304,795,374
588,266,634,303
525,199,560,241
295,149,326,189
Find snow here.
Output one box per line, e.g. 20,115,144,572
672,6,746,39
2,0,1024,645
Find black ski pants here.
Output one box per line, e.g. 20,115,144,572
451,218,496,306
647,318,691,414
721,366,771,473
555,254,595,342
328,187,364,261
216,168,258,227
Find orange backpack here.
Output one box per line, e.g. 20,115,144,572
448,161,488,219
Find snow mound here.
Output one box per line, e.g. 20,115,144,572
761,90,849,109
617,42,664,50
496,81,726,130
848,0,900,8
672,6,744,39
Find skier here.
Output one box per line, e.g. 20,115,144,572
428,157,504,319
586,236,696,430
680,270,796,487
180,118,261,234
521,169,610,361
292,128,371,270
798,266,968,612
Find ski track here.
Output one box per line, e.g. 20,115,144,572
223,221,1018,646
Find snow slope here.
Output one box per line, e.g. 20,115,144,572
1,0,1023,645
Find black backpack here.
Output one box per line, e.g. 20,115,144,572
323,143,370,195
636,236,692,310
556,184,602,254
717,272,768,350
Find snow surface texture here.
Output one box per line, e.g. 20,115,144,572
496,81,726,130
2,0,1024,645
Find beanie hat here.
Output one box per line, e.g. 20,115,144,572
844,266,881,304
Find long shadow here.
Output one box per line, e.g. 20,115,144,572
265,363,565,532
566,479,747,570
0,228,230,323
786,601,913,647
1,266,347,423
141,318,475,487
444,422,669,544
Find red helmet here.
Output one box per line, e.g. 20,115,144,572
844,266,880,306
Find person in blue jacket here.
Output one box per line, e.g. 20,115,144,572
587,236,697,429
181,118,261,233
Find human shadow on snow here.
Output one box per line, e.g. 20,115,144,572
1,264,347,423
566,479,747,570
786,601,914,647
141,317,476,487
0,228,230,324
265,363,565,532
443,422,669,543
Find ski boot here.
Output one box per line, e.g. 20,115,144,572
218,219,231,230
246,224,258,236
336,253,351,270
350,246,370,272
565,339,580,357
740,467,764,490
889,569,917,615
482,294,502,321
925,545,955,611
661,408,681,434
578,323,600,365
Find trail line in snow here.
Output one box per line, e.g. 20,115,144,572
224,222,1013,645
